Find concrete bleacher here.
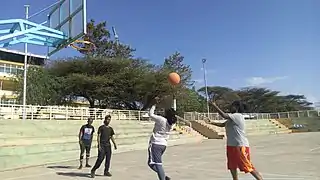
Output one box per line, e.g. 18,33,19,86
0,118,203,171
190,119,291,139
276,117,320,132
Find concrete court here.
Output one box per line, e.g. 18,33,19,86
1,132,320,180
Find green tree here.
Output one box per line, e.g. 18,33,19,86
15,66,66,105
163,52,193,86
196,86,313,113
80,19,135,58
236,87,313,112
176,87,206,114
198,86,239,112
50,57,126,108
142,52,194,110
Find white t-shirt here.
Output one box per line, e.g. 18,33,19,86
148,105,172,146
225,113,249,147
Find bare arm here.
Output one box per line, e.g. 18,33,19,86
97,133,100,148
211,102,231,120
204,117,227,127
78,127,83,141
91,128,95,142
111,136,117,149
149,105,166,123
208,121,227,127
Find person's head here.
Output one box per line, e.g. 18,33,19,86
87,117,94,125
104,115,111,126
230,100,246,113
164,108,177,125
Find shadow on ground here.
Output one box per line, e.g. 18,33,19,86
56,172,103,178
47,165,75,169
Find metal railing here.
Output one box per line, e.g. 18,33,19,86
0,104,151,121
184,110,320,121
3,103,318,122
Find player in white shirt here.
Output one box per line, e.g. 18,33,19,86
148,97,177,180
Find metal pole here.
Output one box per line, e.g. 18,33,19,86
173,98,177,111
112,26,119,44
22,5,29,121
202,59,210,117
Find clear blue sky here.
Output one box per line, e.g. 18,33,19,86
1,0,319,104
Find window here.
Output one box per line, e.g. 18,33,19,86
0,66,4,73
11,67,17,74
4,66,10,73
1,99,17,104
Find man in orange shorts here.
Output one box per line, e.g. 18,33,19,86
208,100,263,180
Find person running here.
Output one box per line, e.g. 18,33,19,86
91,115,117,178
148,97,177,180
209,100,263,180
78,117,95,169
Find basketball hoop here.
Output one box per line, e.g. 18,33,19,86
69,39,96,52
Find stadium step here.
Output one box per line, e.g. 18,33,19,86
0,119,203,170
0,132,202,171
189,120,224,139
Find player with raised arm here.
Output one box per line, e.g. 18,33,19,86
148,97,177,180
209,100,263,180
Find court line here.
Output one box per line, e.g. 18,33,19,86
175,166,316,179
3,168,316,180
310,146,320,152
3,171,55,180
3,163,146,180
262,172,316,178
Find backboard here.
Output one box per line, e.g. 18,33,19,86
47,0,87,56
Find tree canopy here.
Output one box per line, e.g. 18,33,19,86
15,19,314,113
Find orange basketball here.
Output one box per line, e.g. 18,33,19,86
168,72,181,85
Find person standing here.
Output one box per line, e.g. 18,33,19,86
208,100,263,180
78,117,95,169
91,115,117,178
147,97,177,180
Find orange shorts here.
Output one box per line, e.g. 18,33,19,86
226,146,255,173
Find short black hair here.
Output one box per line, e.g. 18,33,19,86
165,108,177,125
105,115,111,120
231,100,246,113
87,117,94,122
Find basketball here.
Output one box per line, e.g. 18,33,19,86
168,72,181,85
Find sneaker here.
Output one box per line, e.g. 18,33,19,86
90,170,95,178
85,164,92,168
165,176,171,180
78,164,83,170
104,172,112,177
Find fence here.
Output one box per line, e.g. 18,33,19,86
2,103,318,123
184,110,320,121
0,104,150,121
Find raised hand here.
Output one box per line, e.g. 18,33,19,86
154,96,160,104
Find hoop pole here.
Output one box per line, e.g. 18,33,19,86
28,0,61,19
202,58,210,117
22,5,29,121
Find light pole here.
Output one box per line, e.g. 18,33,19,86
202,58,210,117
112,26,119,44
22,5,30,121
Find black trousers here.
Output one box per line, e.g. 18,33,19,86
92,145,112,173
79,140,92,159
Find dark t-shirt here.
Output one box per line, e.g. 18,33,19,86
80,124,95,142
98,125,115,146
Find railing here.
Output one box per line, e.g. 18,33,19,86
176,115,192,128
184,110,320,121
0,104,151,121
